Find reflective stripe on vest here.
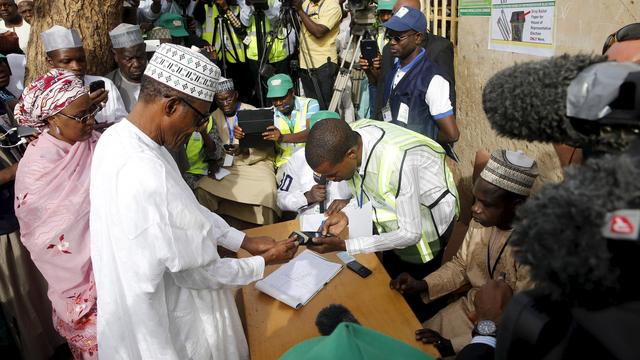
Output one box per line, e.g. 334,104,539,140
275,98,310,168
202,4,246,63
245,25,288,62
186,115,215,175
349,119,460,264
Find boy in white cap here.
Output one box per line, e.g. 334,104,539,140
390,149,537,353
106,23,147,112
41,25,128,128
90,43,298,360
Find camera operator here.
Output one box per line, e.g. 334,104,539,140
293,0,342,109
239,0,293,104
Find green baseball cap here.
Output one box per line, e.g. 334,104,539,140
266,73,294,98
377,0,397,12
310,111,340,127
158,13,189,38
281,323,433,360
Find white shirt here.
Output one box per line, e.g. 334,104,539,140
0,19,30,54
345,127,457,255
84,75,128,124
6,53,25,97
277,148,352,215
90,119,264,360
106,69,140,113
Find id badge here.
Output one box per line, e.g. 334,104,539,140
243,36,251,46
382,105,392,122
397,103,409,124
223,154,234,167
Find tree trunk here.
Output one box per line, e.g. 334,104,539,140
25,0,123,82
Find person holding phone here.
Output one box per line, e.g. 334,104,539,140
40,25,128,130
13,69,101,359
187,77,280,228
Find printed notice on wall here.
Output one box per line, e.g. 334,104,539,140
459,0,491,16
489,0,555,57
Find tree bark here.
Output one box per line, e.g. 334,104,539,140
25,0,123,82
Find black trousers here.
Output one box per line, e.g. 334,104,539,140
299,62,338,110
248,57,291,107
382,220,455,323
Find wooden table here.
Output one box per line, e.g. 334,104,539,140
240,220,439,359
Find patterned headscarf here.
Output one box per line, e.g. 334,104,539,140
14,68,87,131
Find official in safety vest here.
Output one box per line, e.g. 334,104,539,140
260,73,319,168
304,116,459,279
201,0,254,102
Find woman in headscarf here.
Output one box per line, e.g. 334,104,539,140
13,68,100,359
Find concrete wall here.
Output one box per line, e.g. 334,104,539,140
451,0,640,222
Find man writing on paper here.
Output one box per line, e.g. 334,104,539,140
90,43,298,360
304,116,459,281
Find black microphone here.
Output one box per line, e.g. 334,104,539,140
482,54,607,145
315,304,359,335
313,172,327,213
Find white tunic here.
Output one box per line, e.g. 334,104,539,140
90,119,264,360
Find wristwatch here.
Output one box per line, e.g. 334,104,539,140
472,320,497,337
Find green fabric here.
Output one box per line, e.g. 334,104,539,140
377,0,397,11
310,111,340,127
158,13,189,37
281,323,433,360
267,74,294,98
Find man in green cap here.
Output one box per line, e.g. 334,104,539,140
277,110,352,217
158,12,208,47
281,322,433,360
237,73,319,169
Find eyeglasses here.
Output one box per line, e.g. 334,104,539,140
175,96,211,128
58,104,101,124
386,31,417,43
603,23,640,54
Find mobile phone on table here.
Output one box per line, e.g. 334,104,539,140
336,251,372,278
360,39,378,65
89,80,105,93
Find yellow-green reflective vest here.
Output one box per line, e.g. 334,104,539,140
376,27,387,52
245,4,288,63
202,4,246,63
275,97,311,168
348,119,460,264
186,115,215,175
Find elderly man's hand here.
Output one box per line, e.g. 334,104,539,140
241,235,276,255
306,235,345,253
390,273,428,294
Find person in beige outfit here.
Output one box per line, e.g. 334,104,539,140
195,78,280,228
391,149,538,354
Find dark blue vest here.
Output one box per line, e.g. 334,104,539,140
382,53,443,141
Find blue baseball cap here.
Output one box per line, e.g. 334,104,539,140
383,6,427,33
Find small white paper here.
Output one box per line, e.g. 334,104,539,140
300,213,326,232
397,103,409,124
214,167,231,180
344,202,373,238
382,105,392,122
223,154,234,167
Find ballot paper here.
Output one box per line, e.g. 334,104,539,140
299,213,325,232
255,250,343,309
213,167,231,180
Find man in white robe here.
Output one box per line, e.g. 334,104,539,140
90,43,297,360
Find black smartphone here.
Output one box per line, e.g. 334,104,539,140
347,261,372,278
360,39,378,65
223,144,235,151
89,80,105,93
17,126,37,138
302,231,322,239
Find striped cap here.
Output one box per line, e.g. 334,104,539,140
480,150,538,196
144,43,220,102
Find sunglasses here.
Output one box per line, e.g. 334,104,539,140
174,96,211,128
386,31,418,43
58,104,101,124
603,23,640,54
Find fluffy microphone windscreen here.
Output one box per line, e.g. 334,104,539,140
482,54,606,144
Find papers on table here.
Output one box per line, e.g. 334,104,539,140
255,250,343,309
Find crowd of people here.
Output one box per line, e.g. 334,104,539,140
0,0,639,359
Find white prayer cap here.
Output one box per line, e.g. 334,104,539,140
216,77,234,93
41,25,83,52
144,43,220,102
480,150,539,196
109,23,144,49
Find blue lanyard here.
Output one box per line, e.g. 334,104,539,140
352,176,365,209
224,103,240,143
